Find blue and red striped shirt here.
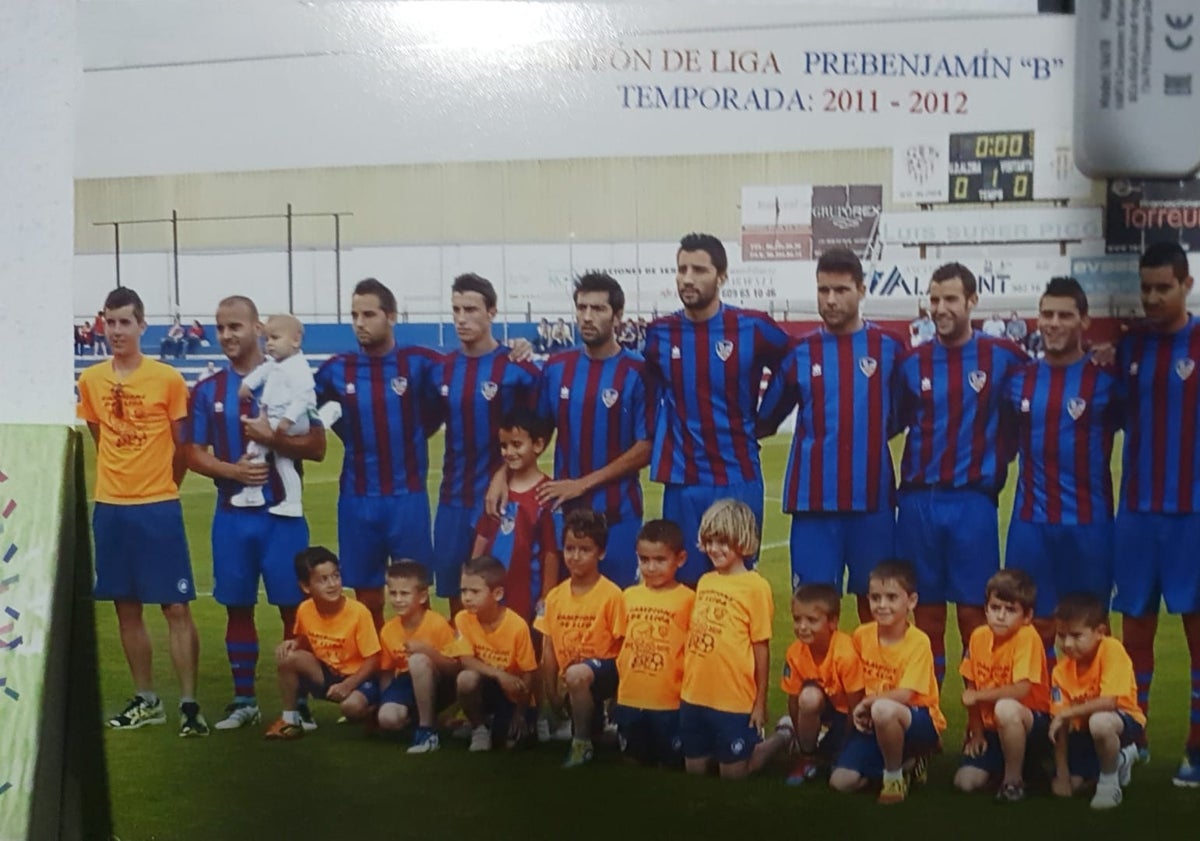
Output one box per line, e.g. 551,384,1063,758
1005,358,1122,524
314,347,443,497
434,346,541,509
189,366,316,509
757,323,903,513
1118,316,1200,513
474,480,560,622
896,332,1027,493
537,348,654,524
642,304,792,486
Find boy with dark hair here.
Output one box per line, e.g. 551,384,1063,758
612,519,695,767
954,569,1051,802
781,583,865,784
376,560,460,753
472,408,560,621
1049,593,1143,809
534,509,625,767
450,555,539,752
831,560,945,804
265,547,381,740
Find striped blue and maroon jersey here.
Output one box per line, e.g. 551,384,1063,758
896,332,1027,494
474,481,560,622
642,304,792,486
1005,358,1122,524
314,347,442,497
756,323,903,513
189,366,320,509
434,346,541,508
1118,316,1200,513
536,348,654,524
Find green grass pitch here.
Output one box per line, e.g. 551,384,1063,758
85,433,1198,840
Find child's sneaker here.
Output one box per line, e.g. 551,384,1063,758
1090,781,1122,810
406,727,440,754
214,702,261,731
264,718,304,740
178,702,210,737
1118,743,1138,787
297,701,318,732
908,753,930,786
785,754,821,786
878,775,908,805
563,738,594,769
107,695,166,730
468,725,493,752
1171,750,1200,788
995,782,1025,803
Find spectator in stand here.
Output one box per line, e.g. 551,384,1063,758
161,316,186,359
1005,310,1028,345
981,312,1007,338
186,319,209,355
909,307,935,347
75,321,92,355
93,309,108,356
636,317,648,352
536,318,553,354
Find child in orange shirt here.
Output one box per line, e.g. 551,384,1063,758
830,560,945,804
265,547,381,740
954,569,1051,802
1048,593,1144,810
534,509,625,768
450,555,539,752
780,583,865,785
613,519,695,768
376,560,460,754
680,499,790,780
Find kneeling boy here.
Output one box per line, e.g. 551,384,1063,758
266,547,381,739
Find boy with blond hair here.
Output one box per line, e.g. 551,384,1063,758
780,582,865,784
1048,593,1143,809
612,519,695,768
830,560,945,804
681,499,789,779
534,509,625,767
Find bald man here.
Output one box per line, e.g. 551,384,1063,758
232,313,317,516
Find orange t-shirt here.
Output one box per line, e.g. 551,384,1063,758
779,630,865,715
533,576,624,674
852,622,946,732
960,624,1051,729
77,359,189,504
378,609,457,675
448,608,538,676
1051,636,1146,728
293,597,381,677
681,571,774,714
615,583,695,711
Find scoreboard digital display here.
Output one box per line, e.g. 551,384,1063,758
948,131,1035,203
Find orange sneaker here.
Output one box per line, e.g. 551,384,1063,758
264,718,304,740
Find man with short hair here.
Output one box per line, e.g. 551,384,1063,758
76,287,208,736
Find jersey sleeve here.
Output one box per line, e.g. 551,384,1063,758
532,594,552,635
837,640,865,694
630,364,651,443
896,635,935,694
446,614,474,658
779,644,803,695
753,313,794,372
607,590,627,641
536,504,560,560
748,578,774,643
960,628,982,684
313,357,340,405
355,608,382,660
755,350,799,437
188,381,213,447
76,371,99,423
1098,640,1135,700
536,369,554,426
513,622,538,673
378,626,399,671
1049,663,1068,714
1010,630,1043,685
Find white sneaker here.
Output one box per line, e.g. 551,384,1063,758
214,703,262,731
1090,781,1123,810
536,717,552,743
268,500,304,518
230,488,264,508
1119,743,1138,787
469,724,493,752
552,720,573,741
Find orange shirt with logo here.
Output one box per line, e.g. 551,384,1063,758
378,609,456,675
533,576,624,674
615,583,695,711
1050,636,1146,728
779,630,865,715
852,622,946,732
960,624,1051,729
448,608,538,675
294,598,381,677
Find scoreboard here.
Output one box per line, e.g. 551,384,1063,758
948,130,1035,203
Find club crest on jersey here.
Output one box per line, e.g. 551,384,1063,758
480,380,499,401
921,377,932,392
670,345,681,360
559,386,570,400
1020,398,1031,413
968,370,988,393
811,363,823,377
715,340,734,362
500,515,515,535
214,401,224,414
602,388,619,408
1064,397,1086,420
858,356,877,378
391,376,407,396
1176,358,1195,381
346,383,357,395
440,384,450,397
1128,362,1139,376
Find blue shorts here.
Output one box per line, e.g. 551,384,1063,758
815,707,852,759
958,711,1051,775
833,706,941,779
662,479,764,587
433,502,483,598
378,671,457,713
478,676,535,743
1006,519,1113,618
211,507,307,607
299,661,379,705
92,500,194,604
1113,510,1200,616
789,509,896,596
337,493,433,590
612,705,682,767
678,701,763,765
896,489,999,605
599,516,642,590
1066,713,1144,780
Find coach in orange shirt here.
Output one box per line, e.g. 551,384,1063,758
76,287,208,737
